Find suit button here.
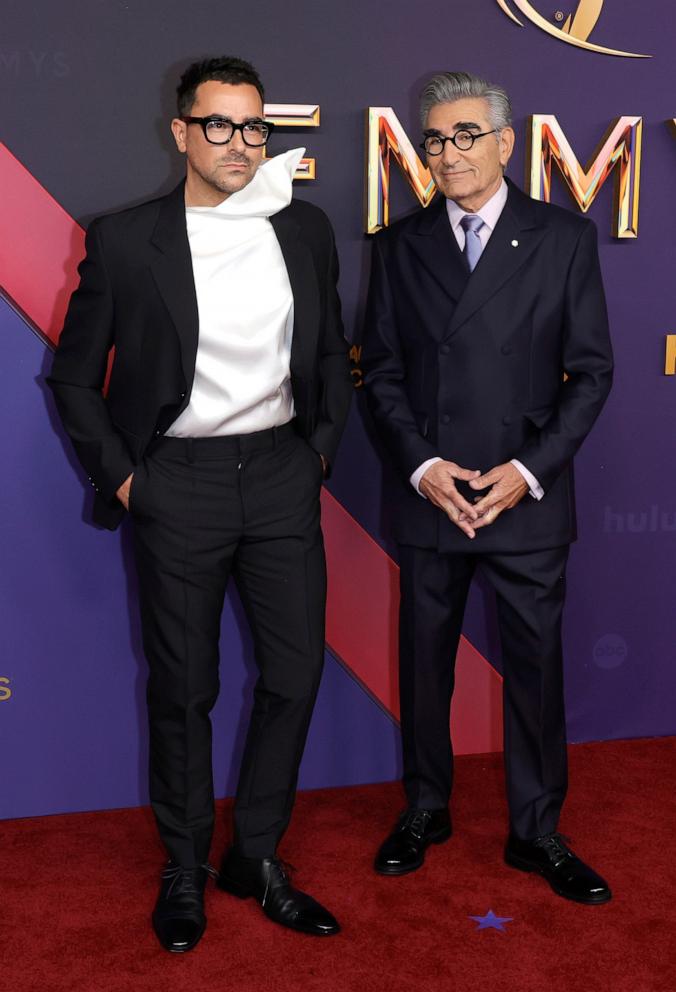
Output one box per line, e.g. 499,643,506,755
440,344,450,355
502,415,512,426
180,391,186,398
501,344,513,355
441,414,451,425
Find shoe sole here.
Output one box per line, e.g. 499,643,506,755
504,851,612,905
217,875,341,936
374,827,453,876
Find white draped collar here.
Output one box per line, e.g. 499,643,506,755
188,147,305,220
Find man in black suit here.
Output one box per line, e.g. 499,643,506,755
49,56,352,950
362,71,613,903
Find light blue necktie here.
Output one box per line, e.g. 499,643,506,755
460,214,485,272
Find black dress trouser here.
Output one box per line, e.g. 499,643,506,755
398,544,570,841
130,423,326,867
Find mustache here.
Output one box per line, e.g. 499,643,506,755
217,154,251,165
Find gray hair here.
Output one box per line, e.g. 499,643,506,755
420,71,512,133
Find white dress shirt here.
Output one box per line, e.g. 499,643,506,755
410,179,544,501
166,148,305,438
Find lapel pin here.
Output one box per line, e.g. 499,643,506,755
511,239,519,247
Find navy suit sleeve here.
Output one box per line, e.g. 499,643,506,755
47,219,135,502
362,235,439,480
513,221,613,490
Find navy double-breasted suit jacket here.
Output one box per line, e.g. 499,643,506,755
362,179,613,553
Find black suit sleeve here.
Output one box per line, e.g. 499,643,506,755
513,221,613,491
307,217,353,471
47,219,135,502
361,235,439,480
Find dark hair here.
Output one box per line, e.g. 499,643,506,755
176,56,265,116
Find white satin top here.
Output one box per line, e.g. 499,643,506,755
166,147,305,438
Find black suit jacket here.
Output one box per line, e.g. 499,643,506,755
362,180,613,553
48,182,353,530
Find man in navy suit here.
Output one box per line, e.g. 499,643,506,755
362,71,613,903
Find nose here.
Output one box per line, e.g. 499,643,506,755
441,139,462,167
228,127,247,152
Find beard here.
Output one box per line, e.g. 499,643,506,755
204,152,259,195
186,149,261,199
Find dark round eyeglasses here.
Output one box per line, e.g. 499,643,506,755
181,116,275,147
420,129,497,155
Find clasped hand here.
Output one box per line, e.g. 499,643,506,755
419,460,528,539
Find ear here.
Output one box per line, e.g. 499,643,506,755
498,126,515,167
171,118,187,154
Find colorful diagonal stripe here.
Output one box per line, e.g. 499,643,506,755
0,140,503,756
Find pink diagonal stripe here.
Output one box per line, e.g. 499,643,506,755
0,140,503,756
0,142,85,344
321,489,503,754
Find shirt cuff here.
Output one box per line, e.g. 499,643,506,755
511,459,544,501
410,457,442,497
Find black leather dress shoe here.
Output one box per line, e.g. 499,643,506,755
217,849,340,936
505,832,611,904
374,807,452,875
152,862,214,953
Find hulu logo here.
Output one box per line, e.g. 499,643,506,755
603,506,676,534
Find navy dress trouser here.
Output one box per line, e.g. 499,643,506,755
398,543,570,841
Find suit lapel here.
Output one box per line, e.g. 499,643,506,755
270,206,319,379
405,196,469,325
149,182,200,389
445,180,547,338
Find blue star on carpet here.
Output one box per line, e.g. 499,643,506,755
469,909,513,932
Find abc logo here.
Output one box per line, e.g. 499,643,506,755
592,635,628,670
0,676,11,702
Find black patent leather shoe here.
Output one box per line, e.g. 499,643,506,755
505,832,611,904
374,807,452,875
152,862,215,953
217,849,340,936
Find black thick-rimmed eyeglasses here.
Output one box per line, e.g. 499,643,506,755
181,115,275,146
420,129,497,155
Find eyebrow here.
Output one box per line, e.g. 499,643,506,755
202,114,265,123
423,120,483,137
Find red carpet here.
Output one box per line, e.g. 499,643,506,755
4,737,675,992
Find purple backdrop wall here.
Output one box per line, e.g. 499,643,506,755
1,0,674,820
